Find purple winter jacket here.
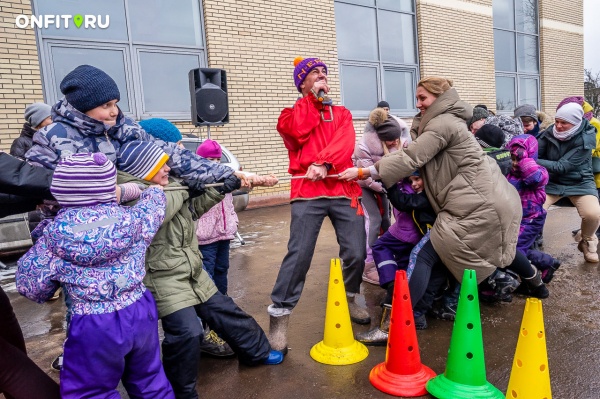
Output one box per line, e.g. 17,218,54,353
387,179,422,245
506,134,548,222
16,188,166,316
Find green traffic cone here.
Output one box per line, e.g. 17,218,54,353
426,269,504,399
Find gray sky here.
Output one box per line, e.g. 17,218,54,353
585,0,600,71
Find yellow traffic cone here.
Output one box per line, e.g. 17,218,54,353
506,298,552,399
310,258,369,365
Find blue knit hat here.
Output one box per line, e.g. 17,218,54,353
50,153,117,207
117,141,170,181
60,65,120,113
139,118,183,143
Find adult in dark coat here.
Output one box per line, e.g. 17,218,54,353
538,102,600,263
0,151,59,399
9,103,52,159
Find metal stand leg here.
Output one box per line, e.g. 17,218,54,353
235,231,245,245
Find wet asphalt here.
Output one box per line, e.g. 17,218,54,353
1,203,599,399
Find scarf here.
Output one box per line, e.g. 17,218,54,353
552,122,581,141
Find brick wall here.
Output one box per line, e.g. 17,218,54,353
0,0,40,150
539,0,584,116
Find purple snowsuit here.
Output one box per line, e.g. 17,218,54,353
16,188,175,399
371,179,422,286
506,134,556,271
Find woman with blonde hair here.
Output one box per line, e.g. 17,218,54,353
340,76,548,301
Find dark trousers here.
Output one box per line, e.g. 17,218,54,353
271,199,366,309
199,240,231,295
161,293,271,399
407,240,450,313
0,287,60,399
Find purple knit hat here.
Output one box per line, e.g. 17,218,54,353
293,57,327,92
196,139,222,159
50,153,116,207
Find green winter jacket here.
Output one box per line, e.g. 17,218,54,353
118,171,223,318
537,120,598,197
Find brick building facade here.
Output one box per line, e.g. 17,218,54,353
0,0,584,206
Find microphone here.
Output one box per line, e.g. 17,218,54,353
317,89,332,105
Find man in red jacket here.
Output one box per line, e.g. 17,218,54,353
267,57,369,353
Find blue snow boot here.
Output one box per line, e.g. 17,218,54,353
263,350,284,365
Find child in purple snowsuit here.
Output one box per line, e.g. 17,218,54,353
16,153,174,399
507,134,561,283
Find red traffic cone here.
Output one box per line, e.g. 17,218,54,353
369,270,437,396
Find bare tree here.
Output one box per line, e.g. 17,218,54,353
584,68,600,117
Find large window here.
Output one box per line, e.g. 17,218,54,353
493,0,540,112
334,0,419,117
34,0,207,120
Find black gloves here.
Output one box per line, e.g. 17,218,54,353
218,174,241,194
188,183,206,198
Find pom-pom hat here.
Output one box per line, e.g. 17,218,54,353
50,153,117,207
293,57,327,92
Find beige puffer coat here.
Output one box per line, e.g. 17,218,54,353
376,88,521,283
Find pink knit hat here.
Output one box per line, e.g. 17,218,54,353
196,139,222,159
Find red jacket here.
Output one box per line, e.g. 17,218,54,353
277,94,362,208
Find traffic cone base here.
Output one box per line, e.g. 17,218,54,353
370,361,436,397
310,339,369,365
426,374,504,399
310,258,369,365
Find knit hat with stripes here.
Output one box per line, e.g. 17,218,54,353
50,153,117,207
117,141,169,181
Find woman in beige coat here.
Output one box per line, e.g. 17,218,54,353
340,77,549,301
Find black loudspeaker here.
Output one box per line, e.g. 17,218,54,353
189,68,229,126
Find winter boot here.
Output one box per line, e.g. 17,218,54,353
347,293,371,324
263,350,285,365
362,261,379,285
541,259,561,284
516,269,549,299
581,235,599,263
355,304,391,345
414,311,428,330
486,269,520,302
267,306,290,354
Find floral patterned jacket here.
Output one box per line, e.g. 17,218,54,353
16,188,166,315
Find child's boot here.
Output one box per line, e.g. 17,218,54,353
267,305,290,354
541,259,561,284
486,269,520,302
355,304,391,345
521,269,549,299
263,350,285,365
347,293,371,324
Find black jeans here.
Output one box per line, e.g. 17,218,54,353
0,287,60,399
161,293,271,399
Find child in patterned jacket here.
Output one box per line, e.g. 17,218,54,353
507,135,560,289
16,153,174,399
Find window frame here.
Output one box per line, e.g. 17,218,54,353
493,0,541,113
335,0,420,118
33,0,208,121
